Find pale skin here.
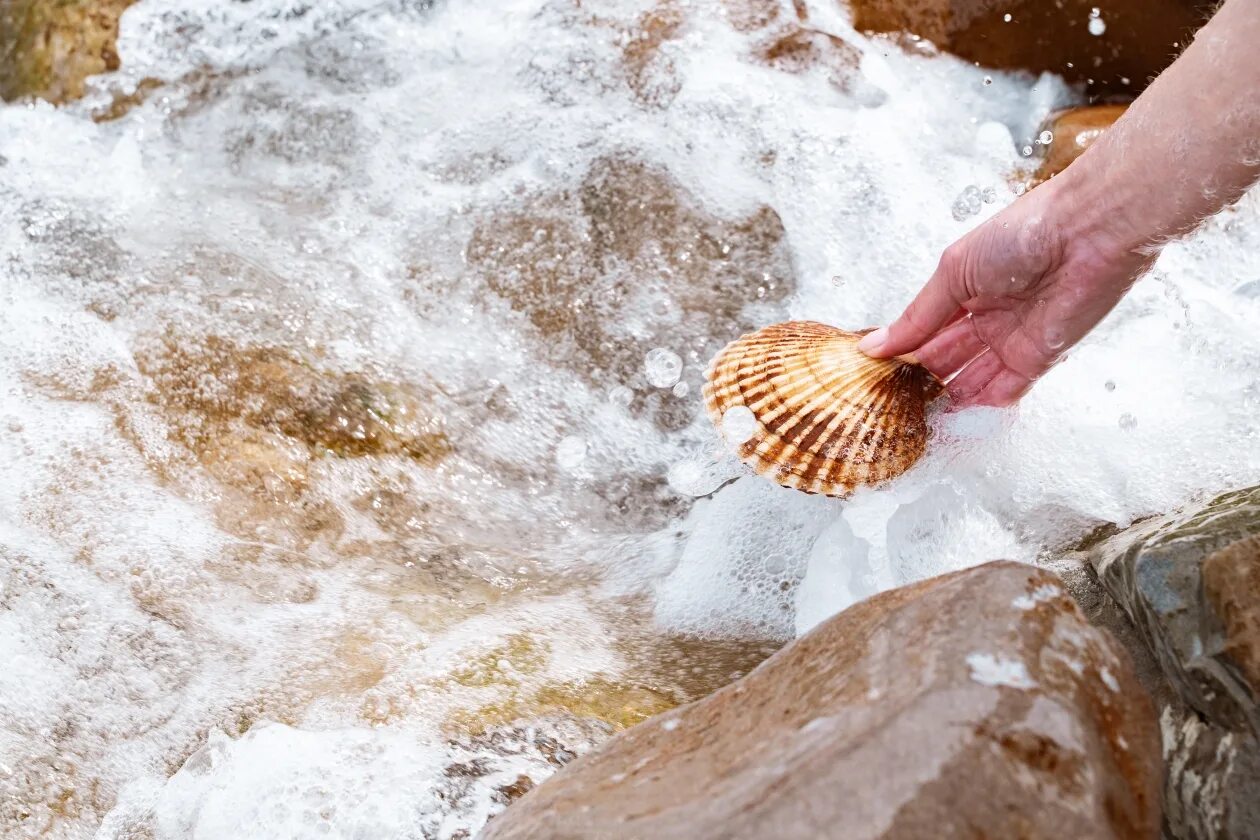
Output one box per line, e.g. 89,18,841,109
858,0,1260,406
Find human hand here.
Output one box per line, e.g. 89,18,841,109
857,180,1154,407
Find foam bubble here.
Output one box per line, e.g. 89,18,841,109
644,348,684,388
720,405,758,445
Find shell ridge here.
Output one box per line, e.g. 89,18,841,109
704,321,937,497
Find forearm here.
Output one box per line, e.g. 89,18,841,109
1050,0,1260,260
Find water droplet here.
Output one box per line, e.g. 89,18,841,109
983,75,993,86
951,184,986,221
608,385,634,407
720,405,759,445
644,348,683,388
1038,130,1054,145
1104,380,1116,392
1003,12,1012,22
1021,145,1033,157
1118,413,1137,431
1088,14,1106,35
555,436,587,471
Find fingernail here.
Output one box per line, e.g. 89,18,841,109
858,327,888,355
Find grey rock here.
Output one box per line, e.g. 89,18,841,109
1084,486,1260,839
1089,486,1260,731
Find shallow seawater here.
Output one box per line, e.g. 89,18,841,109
2,0,1259,837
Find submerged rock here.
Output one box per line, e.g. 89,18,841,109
0,0,134,103
847,0,1212,97
481,561,1161,840
466,154,795,430
752,24,861,89
721,0,860,88
139,337,451,466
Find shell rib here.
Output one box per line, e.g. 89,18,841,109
703,321,942,497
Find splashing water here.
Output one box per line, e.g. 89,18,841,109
3,0,1260,838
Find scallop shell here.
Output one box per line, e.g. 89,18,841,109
703,321,942,497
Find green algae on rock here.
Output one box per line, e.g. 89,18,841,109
0,0,134,103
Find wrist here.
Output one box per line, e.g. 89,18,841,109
1037,158,1156,272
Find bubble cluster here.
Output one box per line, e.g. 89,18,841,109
644,347,684,388
951,184,998,221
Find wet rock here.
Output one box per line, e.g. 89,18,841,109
1045,547,1252,840
466,155,794,427
1160,706,1260,840
1032,104,1128,185
1089,486,1260,731
1202,536,1260,698
721,0,784,32
847,0,1213,97
619,0,686,108
1086,487,1260,839
721,0,860,87
481,561,1162,840
128,336,450,554
140,336,451,466
0,0,134,103
754,25,861,88
442,629,777,737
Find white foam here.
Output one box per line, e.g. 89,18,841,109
967,653,1037,690
3,0,1260,835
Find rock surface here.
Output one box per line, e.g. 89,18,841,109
0,0,134,103
1087,487,1260,839
1032,104,1128,185
1090,486,1260,731
481,561,1162,840
847,0,1212,96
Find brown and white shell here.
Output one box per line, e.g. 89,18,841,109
703,321,942,497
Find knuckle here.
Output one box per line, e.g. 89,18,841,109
938,243,965,274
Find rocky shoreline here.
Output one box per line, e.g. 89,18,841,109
4,1,1254,838
484,489,1260,839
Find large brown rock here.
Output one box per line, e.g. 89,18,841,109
847,0,1213,96
480,561,1162,840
